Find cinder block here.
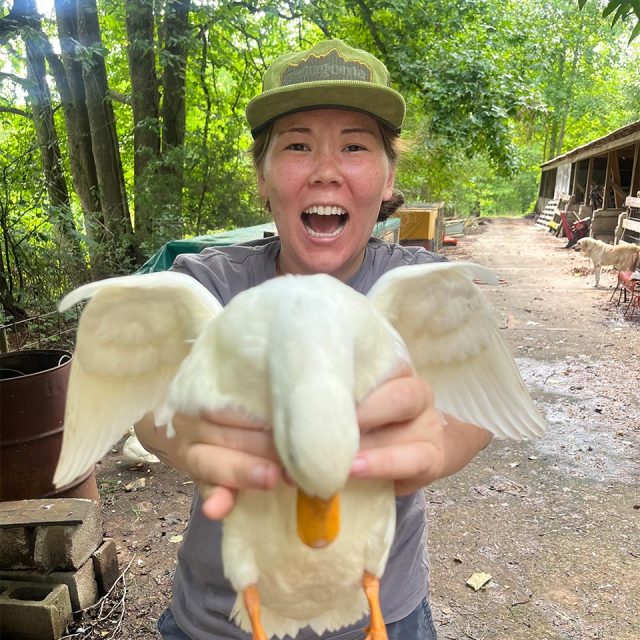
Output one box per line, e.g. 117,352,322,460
0,527,33,569
33,501,103,572
0,557,99,611
0,580,72,640
0,498,103,572
92,538,120,594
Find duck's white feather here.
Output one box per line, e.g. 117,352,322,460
224,480,395,637
367,262,547,439
53,272,222,487
53,263,547,639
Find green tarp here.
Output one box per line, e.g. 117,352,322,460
137,218,400,274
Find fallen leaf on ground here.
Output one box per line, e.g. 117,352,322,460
124,478,146,491
466,572,492,591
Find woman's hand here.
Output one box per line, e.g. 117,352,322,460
350,373,493,494
135,409,283,520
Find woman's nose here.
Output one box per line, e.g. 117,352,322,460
309,152,344,185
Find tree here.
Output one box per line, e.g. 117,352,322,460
578,0,640,41
0,0,84,272
76,0,138,273
125,0,160,248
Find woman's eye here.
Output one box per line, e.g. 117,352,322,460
287,143,308,151
345,144,365,152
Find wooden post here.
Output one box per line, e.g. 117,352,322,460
604,151,612,207
630,141,640,197
609,149,623,207
585,157,594,201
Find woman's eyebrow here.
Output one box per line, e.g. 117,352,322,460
276,126,377,137
342,127,377,136
277,126,311,136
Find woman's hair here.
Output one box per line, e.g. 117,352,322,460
250,117,404,221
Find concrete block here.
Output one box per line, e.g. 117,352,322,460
1,498,103,572
0,527,33,569
92,538,120,594
34,501,103,572
0,556,99,611
0,580,72,640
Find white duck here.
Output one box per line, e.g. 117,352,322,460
122,426,160,465
53,263,547,640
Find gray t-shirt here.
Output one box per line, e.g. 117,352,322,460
168,237,447,640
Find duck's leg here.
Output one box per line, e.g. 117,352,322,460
243,585,269,640
362,571,388,640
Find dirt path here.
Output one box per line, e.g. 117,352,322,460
428,217,639,640
73,217,639,640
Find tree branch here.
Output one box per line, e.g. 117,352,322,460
109,90,132,105
0,105,31,118
0,71,28,87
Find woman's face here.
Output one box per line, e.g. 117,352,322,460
258,109,396,282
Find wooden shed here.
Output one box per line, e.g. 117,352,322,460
535,121,640,244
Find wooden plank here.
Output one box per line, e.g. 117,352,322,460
622,217,640,233
0,499,94,528
626,196,640,208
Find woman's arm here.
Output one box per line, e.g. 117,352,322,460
134,413,188,472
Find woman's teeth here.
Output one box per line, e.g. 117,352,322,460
302,206,347,238
305,205,346,216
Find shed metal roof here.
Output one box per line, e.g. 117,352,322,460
540,120,640,170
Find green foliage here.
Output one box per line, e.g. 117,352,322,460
0,117,86,317
2,0,640,316
578,0,640,40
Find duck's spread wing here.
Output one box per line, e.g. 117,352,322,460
367,262,547,440
53,272,222,487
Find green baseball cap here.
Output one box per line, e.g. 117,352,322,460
246,39,406,137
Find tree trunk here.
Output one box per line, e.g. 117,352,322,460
160,0,191,240
76,0,140,273
53,0,107,275
126,0,160,248
4,0,85,271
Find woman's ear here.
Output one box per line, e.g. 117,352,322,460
257,170,268,199
382,166,397,202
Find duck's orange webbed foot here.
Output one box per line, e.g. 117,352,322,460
362,571,388,640
243,585,269,640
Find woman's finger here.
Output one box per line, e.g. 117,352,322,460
199,485,237,520
356,375,432,431
184,443,282,491
199,408,267,430
172,412,279,461
350,441,444,490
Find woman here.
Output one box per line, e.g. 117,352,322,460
135,39,492,640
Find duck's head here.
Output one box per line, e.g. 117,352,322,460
272,374,360,549
266,276,366,549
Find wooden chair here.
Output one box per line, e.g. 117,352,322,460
610,253,640,319
623,275,640,319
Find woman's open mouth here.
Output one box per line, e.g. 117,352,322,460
301,205,348,238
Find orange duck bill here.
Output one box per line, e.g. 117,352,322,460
296,490,340,549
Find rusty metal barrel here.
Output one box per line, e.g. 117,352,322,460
0,349,99,502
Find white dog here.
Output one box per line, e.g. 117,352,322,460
575,237,640,287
